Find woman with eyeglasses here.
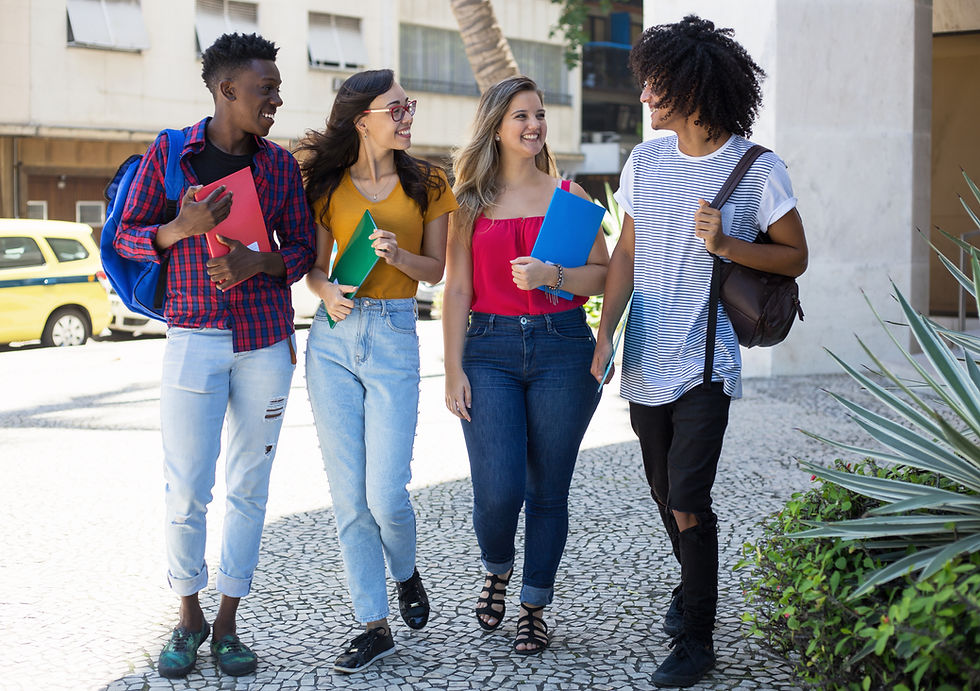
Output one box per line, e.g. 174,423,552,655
297,69,457,674
444,76,608,654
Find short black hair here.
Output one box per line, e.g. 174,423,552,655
201,33,279,93
629,15,764,141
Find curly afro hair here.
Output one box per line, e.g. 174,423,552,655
201,33,279,94
629,15,764,141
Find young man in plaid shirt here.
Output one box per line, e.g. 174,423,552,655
115,33,315,678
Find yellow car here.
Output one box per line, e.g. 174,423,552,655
0,219,111,347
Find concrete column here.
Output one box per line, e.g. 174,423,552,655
641,0,932,376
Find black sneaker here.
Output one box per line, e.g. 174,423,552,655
662,585,683,638
652,634,715,688
333,627,396,674
396,568,430,630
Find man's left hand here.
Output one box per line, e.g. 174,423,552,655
206,235,263,290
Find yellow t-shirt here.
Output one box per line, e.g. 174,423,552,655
312,168,458,299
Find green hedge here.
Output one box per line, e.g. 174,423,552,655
737,460,980,690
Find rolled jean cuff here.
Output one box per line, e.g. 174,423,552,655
216,570,252,598
482,557,514,577
355,607,390,625
520,583,554,607
168,566,208,597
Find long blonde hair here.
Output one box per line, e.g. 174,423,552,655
451,76,557,245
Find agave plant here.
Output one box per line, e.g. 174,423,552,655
795,170,980,598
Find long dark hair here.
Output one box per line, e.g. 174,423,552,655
296,69,445,225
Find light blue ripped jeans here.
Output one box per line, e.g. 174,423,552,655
161,327,295,598
305,297,420,623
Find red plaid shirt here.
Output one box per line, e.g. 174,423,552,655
115,118,316,352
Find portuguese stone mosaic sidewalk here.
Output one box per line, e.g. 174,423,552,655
0,322,871,690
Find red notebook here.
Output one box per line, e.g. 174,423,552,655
199,167,270,287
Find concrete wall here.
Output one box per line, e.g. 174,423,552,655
642,0,933,377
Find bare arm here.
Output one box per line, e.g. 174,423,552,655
590,213,636,383
443,219,474,421
697,203,808,278
306,223,356,322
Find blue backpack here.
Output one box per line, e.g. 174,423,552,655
101,128,185,321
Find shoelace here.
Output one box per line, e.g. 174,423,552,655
346,628,388,653
219,637,246,654
168,629,192,652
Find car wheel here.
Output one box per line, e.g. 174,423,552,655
42,307,90,347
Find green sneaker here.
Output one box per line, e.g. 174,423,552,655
158,621,210,678
211,633,258,676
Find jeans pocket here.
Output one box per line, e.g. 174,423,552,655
550,319,595,343
384,308,417,334
465,323,490,338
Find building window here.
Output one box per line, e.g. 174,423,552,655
195,0,258,54
26,201,48,220
66,0,149,52
510,39,571,106
399,24,478,97
308,13,368,70
76,201,106,227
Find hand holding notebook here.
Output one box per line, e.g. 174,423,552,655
325,209,381,327
529,186,606,300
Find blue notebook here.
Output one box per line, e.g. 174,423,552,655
530,186,606,300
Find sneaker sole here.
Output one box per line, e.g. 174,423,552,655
333,646,396,674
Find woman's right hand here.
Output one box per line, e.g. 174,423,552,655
320,281,357,323
445,370,472,422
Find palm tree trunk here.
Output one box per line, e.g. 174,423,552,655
449,0,520,93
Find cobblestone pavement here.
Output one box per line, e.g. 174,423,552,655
0,321,870,690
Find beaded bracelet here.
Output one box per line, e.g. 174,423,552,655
551,263,564,291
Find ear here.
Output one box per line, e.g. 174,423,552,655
219,78,236,102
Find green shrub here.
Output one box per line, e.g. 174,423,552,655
738,460,980,690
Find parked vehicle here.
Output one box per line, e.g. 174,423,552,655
108,280,323,336
0,219,111,347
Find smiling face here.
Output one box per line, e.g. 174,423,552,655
639,79,687,133
224,58,282,137
496,89,547,159
358,83,414,151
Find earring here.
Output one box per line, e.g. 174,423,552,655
494,135,500,141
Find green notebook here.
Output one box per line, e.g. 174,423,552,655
326,209,380,328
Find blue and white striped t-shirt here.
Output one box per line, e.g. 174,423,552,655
613,134,797,406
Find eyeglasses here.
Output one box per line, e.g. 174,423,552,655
362,99,417,122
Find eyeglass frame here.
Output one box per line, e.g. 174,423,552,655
362,99,417,122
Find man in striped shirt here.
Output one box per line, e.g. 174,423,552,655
115,33,315,679
592,16,808,688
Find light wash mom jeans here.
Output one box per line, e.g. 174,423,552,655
306,297,420,623
161,327,295,597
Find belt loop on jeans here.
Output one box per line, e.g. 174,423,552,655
487,313,495,331
544,313,553,332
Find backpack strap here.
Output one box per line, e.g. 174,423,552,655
154,128,186,310
162,128,186,202
702,144,769,389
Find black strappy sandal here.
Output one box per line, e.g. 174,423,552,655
513,604,549,655
475,571,511,631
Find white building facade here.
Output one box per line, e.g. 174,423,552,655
0,0,580,232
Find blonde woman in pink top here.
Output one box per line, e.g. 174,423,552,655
443,76,609,654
